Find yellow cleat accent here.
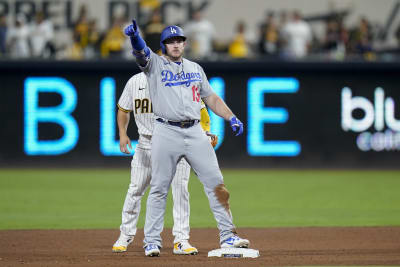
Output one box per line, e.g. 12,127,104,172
112,246,128,253
173,242,198,255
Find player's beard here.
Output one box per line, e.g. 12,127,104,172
167,50,183,62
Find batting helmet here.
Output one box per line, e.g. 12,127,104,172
160,25,187,54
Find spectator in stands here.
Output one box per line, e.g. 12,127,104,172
348,16,373,54
139,0,161,25
74,5,90,50
63,32,83,60
7,14,30,58
83,19,100,58
323,19,340,51
0,14,7,56
100,16,126,58
322,17,348,60
30,11,55,58
258,11,279,56
228,21,250,58
143,9,164,54
184,9,216,59
276,10,289,53
281,10,312,59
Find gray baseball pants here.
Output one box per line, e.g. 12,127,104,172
143,120,236,247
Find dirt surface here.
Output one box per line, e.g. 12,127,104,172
1,227,400,267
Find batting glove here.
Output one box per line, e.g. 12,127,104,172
124,20,139,37
230,116,243,136
124,19,148,57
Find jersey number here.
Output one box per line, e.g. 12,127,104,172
192,85,200,102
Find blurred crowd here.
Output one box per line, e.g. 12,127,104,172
0,3,398,61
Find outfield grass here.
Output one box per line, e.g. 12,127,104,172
0,169,399,230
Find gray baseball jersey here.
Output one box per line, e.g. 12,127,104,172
140,50,213,121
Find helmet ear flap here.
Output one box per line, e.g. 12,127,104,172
160,42,166,54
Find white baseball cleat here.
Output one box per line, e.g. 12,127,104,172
112,233,134,253
145,244,160,257
173,241,198,255
220,235,250,248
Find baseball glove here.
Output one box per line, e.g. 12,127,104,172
206,132,218,148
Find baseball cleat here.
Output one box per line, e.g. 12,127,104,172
221,235,250,248
173,241,198,255
145,244,160,257
112,233,134,253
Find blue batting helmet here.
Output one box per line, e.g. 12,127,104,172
160,25,186,54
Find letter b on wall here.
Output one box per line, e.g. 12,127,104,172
24,77,79,155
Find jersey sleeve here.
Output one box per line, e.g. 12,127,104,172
198,65,213,98
117,77,134,112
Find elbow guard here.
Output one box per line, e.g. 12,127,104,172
133,46,150,60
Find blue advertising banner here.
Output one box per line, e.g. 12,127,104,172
1,61,399,168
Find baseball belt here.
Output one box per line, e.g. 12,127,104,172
156,118,199,128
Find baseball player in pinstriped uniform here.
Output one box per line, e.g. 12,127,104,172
124,20,250,257
112,72,213,255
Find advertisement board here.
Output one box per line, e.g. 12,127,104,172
1,61,399,168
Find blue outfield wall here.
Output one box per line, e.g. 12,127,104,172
1,60,400,168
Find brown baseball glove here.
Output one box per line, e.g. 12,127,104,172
206,132,218,148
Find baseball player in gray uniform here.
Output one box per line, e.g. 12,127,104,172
125,20,249,257
112,72,213,255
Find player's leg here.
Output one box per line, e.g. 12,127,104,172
171,158,190,242
171,158,198,255
112,147,152,252
184,124,249,248
143,123,182,252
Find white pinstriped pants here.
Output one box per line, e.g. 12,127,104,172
119,145,191,244
144,121,236,247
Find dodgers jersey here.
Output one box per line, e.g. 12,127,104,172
139,50,214,121
117,72,208,136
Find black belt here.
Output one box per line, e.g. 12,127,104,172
156,118,199,128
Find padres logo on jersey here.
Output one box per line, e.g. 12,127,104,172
134,98,153,114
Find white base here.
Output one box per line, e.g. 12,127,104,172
208,248,260,258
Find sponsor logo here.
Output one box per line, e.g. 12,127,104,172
341,87,400,152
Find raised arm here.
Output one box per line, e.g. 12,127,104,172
124,20,150,67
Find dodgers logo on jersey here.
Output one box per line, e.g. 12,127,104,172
161,70,202,87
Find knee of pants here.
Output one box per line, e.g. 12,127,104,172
150,177,171,196
214,184,230,212
127,186,146,197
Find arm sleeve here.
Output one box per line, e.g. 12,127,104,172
198,65,213,98
128,31,151,67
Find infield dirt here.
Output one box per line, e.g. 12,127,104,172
1,227,400,266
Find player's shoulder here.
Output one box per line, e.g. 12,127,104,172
182,57,197,65
127,72,146,84
183,57,203,70
129,72,146,81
